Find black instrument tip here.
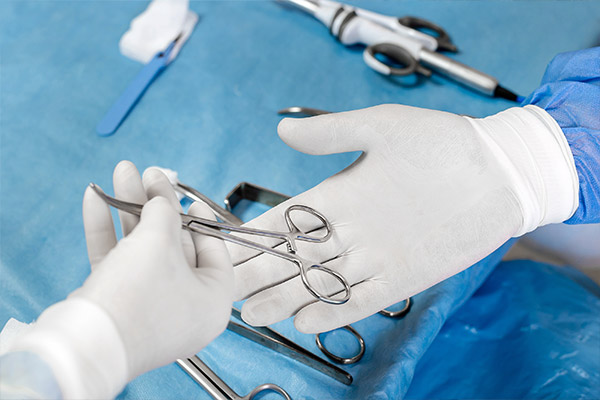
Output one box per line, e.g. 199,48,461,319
494,85,522,102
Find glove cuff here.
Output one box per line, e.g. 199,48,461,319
475,105,579,236
9,297,128,399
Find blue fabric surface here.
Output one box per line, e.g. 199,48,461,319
523,47,600,225
1,1,600,399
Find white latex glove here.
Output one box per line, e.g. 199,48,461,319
231,104,579,334
9,161,233,399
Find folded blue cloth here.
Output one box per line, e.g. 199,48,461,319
407,260,600,399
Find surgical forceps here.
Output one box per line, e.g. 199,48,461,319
89,183,350,305
165,178,410,364
280,105,416,313
223,182,410,364
177,356,291,400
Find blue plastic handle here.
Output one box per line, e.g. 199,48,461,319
96,51,170,137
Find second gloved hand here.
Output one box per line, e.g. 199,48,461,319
231,104,579,334
10,161,233,399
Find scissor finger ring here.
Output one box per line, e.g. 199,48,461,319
246,383,291,400
379,298,411,318
316,325,366,365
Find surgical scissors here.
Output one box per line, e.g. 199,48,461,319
89,183,350,305
177,356,291,400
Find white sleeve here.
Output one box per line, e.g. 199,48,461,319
0,351,63,400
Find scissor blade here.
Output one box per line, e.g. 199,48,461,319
227,319,353,385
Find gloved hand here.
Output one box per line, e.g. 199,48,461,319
231,104,579,334
9,161,233,399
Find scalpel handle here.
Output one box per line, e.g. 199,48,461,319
96,53,168,137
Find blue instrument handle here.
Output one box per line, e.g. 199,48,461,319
96,52,169,137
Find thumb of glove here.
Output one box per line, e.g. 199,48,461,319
277,105,400,155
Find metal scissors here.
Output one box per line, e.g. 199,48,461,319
89,183,350,305
177,356,291,400
278,0,521,101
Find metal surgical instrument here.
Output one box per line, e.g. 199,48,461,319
89,183,350,305
228,308,353,384
223,181,411,364
277,106,331,117
278,0,522,101
167,175,410,365
174,179,244,226
177,356,291,400
279,105,415,312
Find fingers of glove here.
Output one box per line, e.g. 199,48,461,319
277,104,408,155
188,201,234,286
228,187,330,267
82,185,117,270
113,160,147,236
137,196,181,240
142,168,196,268
294,280,388,334
233,225,344,301
142,168,183,210
240,256,372,327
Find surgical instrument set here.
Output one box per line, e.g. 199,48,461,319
167,177,411,365
228,308,353,384
223,181,411,363
89,183,351,305
278,0,522,101
177,356,291,400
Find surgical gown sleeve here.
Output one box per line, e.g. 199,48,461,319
522,47,600,224
0,352,62,399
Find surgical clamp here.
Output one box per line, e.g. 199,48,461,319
166,174,410,365
177,356,291,400
89,183,351,305
224,181,411,364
